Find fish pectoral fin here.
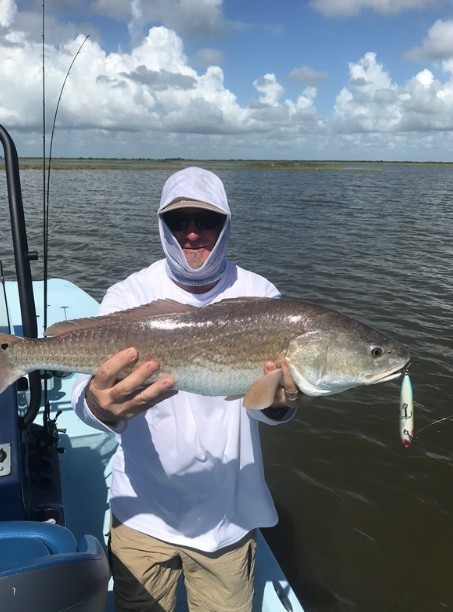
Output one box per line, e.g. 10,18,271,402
243,369,283,410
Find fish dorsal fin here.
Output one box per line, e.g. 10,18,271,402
45,299,196,337
243,369,283,410
212,297,278,306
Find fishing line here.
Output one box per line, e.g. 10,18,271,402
416,415,453,435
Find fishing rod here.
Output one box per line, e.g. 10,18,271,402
42,0,89,331
42,1,46,319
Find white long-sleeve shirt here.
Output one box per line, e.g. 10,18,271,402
72,259,294,552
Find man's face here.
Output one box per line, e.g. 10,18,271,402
162,207,226,269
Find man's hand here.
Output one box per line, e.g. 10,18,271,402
86,348,177,425
264,358,314,408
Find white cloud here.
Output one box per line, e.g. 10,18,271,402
253,73,284,107
442,58,453,75
399,70,453,130
333,52,401,133
348,51,394,92
286,87,325,130
195,47,224,68
415,68,434,87
288,65,329,87
0,0,16,28
333,52,453,134
128,0,144,48
0,23,255,139
405,19,453,62
311,0,436,17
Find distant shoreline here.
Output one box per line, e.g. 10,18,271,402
1,158,452,171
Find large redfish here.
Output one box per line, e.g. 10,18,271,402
0,297,410,408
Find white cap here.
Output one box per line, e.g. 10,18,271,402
159,167,230,216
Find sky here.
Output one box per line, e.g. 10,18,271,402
1,0,453,161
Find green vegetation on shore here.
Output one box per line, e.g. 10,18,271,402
1,158,451,172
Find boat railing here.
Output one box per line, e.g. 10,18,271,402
0,124,42,428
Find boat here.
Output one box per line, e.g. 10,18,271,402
0,123,305,611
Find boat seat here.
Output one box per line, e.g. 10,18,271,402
0,520,109,611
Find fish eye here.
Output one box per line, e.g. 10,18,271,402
370,346,383,358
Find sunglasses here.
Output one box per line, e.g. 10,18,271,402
162,211,226,232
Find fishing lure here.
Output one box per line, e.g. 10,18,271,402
400,373,414,447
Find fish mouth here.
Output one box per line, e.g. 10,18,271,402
365,358,411,385
372,370,403,384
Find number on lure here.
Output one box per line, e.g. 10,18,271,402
400,373,414,447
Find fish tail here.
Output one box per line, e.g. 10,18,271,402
0,332,26,395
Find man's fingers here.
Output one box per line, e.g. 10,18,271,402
264,361,277,375
86,349,177,423
111,359,176,407
93,348,138,390
281,359,315,407
111,359,160,400
135,385,178,407
281,360,299,398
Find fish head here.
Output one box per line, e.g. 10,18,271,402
285,315,410,397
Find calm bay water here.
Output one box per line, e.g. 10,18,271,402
1,164,452,611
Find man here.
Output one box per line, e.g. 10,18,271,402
72,167,306,612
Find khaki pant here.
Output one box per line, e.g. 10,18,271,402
108,516,256,612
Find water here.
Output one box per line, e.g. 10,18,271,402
1,164,452,611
